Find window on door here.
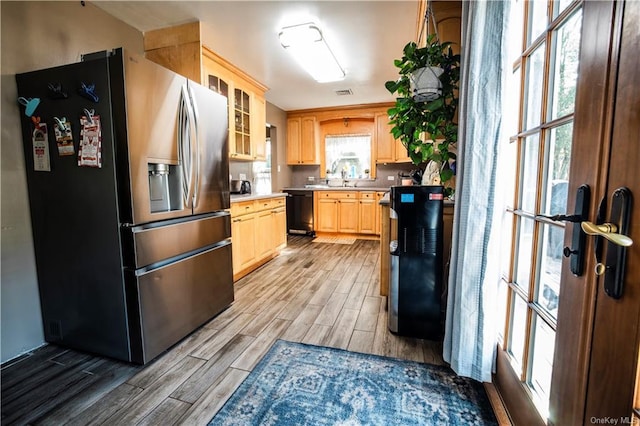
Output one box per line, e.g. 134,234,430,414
499,0,583,419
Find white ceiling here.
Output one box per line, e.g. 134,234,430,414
93,1,418,112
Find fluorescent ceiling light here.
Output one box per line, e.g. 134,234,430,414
279,23,345,83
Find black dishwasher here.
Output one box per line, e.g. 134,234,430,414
285,190,315,236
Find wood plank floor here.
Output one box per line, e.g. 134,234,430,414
1,236,506,425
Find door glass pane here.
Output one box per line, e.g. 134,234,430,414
550,9,582,120
529,315,556,418
509,0,524,63
516,217,534,291
509,294,528,374
528,0,548,45
537,224,562,319
553,0,574,19
498,280,509,343
501,2,583,422
502,139,518,210
501,211,514,277
524,44,546,130
543,123,573,215
505,67,522,137
521,134,540,212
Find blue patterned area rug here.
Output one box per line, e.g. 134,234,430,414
209,340,498,425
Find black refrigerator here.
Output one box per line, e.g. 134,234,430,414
16,48,234,364
388,185,444,340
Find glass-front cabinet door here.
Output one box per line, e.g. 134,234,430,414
203,50,268,162
233,87,252,159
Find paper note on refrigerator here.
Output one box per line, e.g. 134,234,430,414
32,122,51,172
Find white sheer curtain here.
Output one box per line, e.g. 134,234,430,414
443,0,510,382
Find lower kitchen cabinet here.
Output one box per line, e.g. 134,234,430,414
358,192,377,234
315,191,361,234
231,214,256,273
255,209,273,260
339,198,359,233
272,207,287,249
230,195,287,281
375,191,386,235
316,197,338,232
314,190,388,236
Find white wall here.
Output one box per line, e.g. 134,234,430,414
266,101,290,192
0,1,144,363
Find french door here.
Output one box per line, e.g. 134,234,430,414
495,0,640,424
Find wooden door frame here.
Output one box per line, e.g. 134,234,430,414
549,1,640,424
548,1,618,424
583,0,640,421
495,1,636,424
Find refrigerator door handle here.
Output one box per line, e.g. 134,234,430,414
178,85,195,208
178,86,190,207
187,84,201,209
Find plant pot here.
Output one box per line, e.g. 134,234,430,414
410,66,444,102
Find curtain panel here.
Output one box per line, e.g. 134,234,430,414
443,0,510,383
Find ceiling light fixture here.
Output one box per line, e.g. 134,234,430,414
279,22,345,83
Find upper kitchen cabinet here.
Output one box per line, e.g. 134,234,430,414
286,116,320,165
143,21,202,82
203,51,268,161
375,112,411,164
144,21,268,161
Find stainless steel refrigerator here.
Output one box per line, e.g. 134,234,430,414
16,48,234,364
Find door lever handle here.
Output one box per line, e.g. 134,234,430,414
581,222,633,247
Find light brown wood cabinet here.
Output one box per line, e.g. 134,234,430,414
203,53,267,161
316,191,359,233
314,191,383,235
272,206,287,249
230,195,287,281
358,192,377,234
230,201,257,274
255,209,273,260
338,197,359,233
287,116,319,165
316,197,339,232
251,94,267,160
143,22,268,161
375,112,411,164
375,192,386,235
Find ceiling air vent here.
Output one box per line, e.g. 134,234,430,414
335,89,353,96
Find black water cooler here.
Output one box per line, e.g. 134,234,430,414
388,185,444,340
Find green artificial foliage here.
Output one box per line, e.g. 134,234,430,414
385,34,460,195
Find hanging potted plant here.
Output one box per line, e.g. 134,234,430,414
384,33,460,197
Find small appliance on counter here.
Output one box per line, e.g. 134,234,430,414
230,179,251,194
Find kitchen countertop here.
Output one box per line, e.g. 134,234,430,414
282,186,391,192
230,192,286,202
379,192,455,206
